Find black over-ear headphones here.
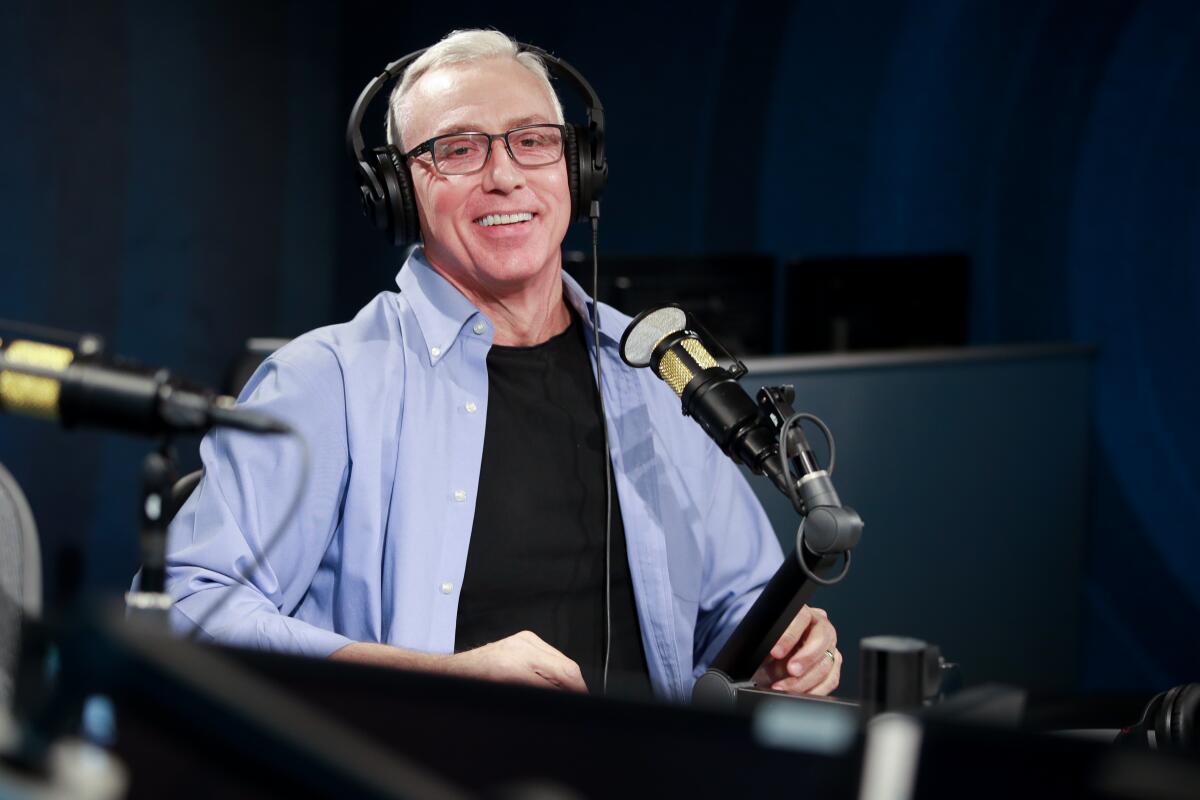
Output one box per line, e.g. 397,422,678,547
1115,682,1200,752
345,42,607,247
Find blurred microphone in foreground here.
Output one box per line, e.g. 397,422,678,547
0,322,288,436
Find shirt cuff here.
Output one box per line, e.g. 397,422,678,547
169,594,355,660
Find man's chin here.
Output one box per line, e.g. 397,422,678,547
478,258,560,290
465,244,560,285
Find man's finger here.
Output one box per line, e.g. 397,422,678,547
501,632,587,692
769,605,814,660
515,631,585,673
772,648,841,695
551,664,587,692
548,654,589,693
807,651,843,696
530,657,586,692
532,668,569,690
527,650,587,693
773,647,836,693
759,658,791,685
785,614,837,676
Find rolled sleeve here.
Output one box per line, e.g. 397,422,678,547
162,343,353,657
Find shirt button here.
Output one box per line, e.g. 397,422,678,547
472,322,486,335
464,401,477,414
440,582,454,594
453,489,467,502
430,346,441,358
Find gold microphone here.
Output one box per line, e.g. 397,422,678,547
619,306,783,477
617,306,721,396
0,339,78,421
0,333,286,436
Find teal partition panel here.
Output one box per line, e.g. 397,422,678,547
735,345,1092,696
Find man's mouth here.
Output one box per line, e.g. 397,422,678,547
473,211,535,227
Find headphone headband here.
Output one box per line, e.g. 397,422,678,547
346,44,604,163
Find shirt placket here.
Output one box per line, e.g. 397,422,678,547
427,320,492,653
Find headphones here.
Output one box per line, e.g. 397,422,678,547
1115,682,1200,752
345,42,608,247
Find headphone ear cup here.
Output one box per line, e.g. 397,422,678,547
1156,684,1184,749
564,125,583,223
1168,683,1200,751
368,147,420,247
386,148,420,246
356,157,391,234
566,122,608,224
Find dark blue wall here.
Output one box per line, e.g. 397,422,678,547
744,348,1093,695
1,0,1196,693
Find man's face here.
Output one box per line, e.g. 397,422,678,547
404,58,571,294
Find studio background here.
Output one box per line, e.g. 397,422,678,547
1,0,1197,694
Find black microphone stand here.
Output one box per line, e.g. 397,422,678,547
124,437,178,623
693,386,863,708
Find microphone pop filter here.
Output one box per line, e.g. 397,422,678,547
619,306,688,367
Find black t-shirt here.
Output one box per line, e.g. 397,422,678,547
454,311,652,696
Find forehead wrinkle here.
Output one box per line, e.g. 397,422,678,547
404,59,562,149
431,114,554,139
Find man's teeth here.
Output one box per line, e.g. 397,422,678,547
475,212,534,227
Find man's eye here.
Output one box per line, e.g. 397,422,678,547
438,139,482,159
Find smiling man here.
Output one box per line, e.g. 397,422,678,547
164,29,841,700
396,58,573,346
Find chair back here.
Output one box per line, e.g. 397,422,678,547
0,462,41,710
169,469,204,525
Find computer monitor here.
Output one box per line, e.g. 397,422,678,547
780,253,969,353
566,252,777,356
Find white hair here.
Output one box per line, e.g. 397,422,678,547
386,29,566,151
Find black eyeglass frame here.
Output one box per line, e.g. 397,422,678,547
403,123,568,175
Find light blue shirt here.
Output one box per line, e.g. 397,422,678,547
164,248,782,701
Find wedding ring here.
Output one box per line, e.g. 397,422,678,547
825,649,836,663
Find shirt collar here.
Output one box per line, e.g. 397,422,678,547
395,247,629,363
395,247,485,365
560,268,627,347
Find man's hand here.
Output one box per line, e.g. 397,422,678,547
752,605,841,696
443,630,588,693
331,630,587,693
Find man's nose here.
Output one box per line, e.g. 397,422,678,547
480,137,524,192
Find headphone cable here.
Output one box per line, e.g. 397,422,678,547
588,200,613,696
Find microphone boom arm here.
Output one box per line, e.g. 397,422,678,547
693,385,864,707
616,305,863,707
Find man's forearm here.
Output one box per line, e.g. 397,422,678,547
328,641,451,671
326,632,588,692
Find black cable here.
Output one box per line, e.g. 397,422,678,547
778,411,836,480
777,411,850,586
589,200,612,695
776,411,834,512
797,533,852,586
186,425,311,640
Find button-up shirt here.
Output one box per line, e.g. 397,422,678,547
164,247,782,700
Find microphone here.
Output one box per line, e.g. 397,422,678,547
619,306,793,495
0,338,288,436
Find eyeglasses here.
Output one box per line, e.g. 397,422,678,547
404,124,567,176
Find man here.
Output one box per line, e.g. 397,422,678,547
165,29,841,701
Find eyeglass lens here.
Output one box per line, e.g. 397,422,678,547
432,126,564,174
